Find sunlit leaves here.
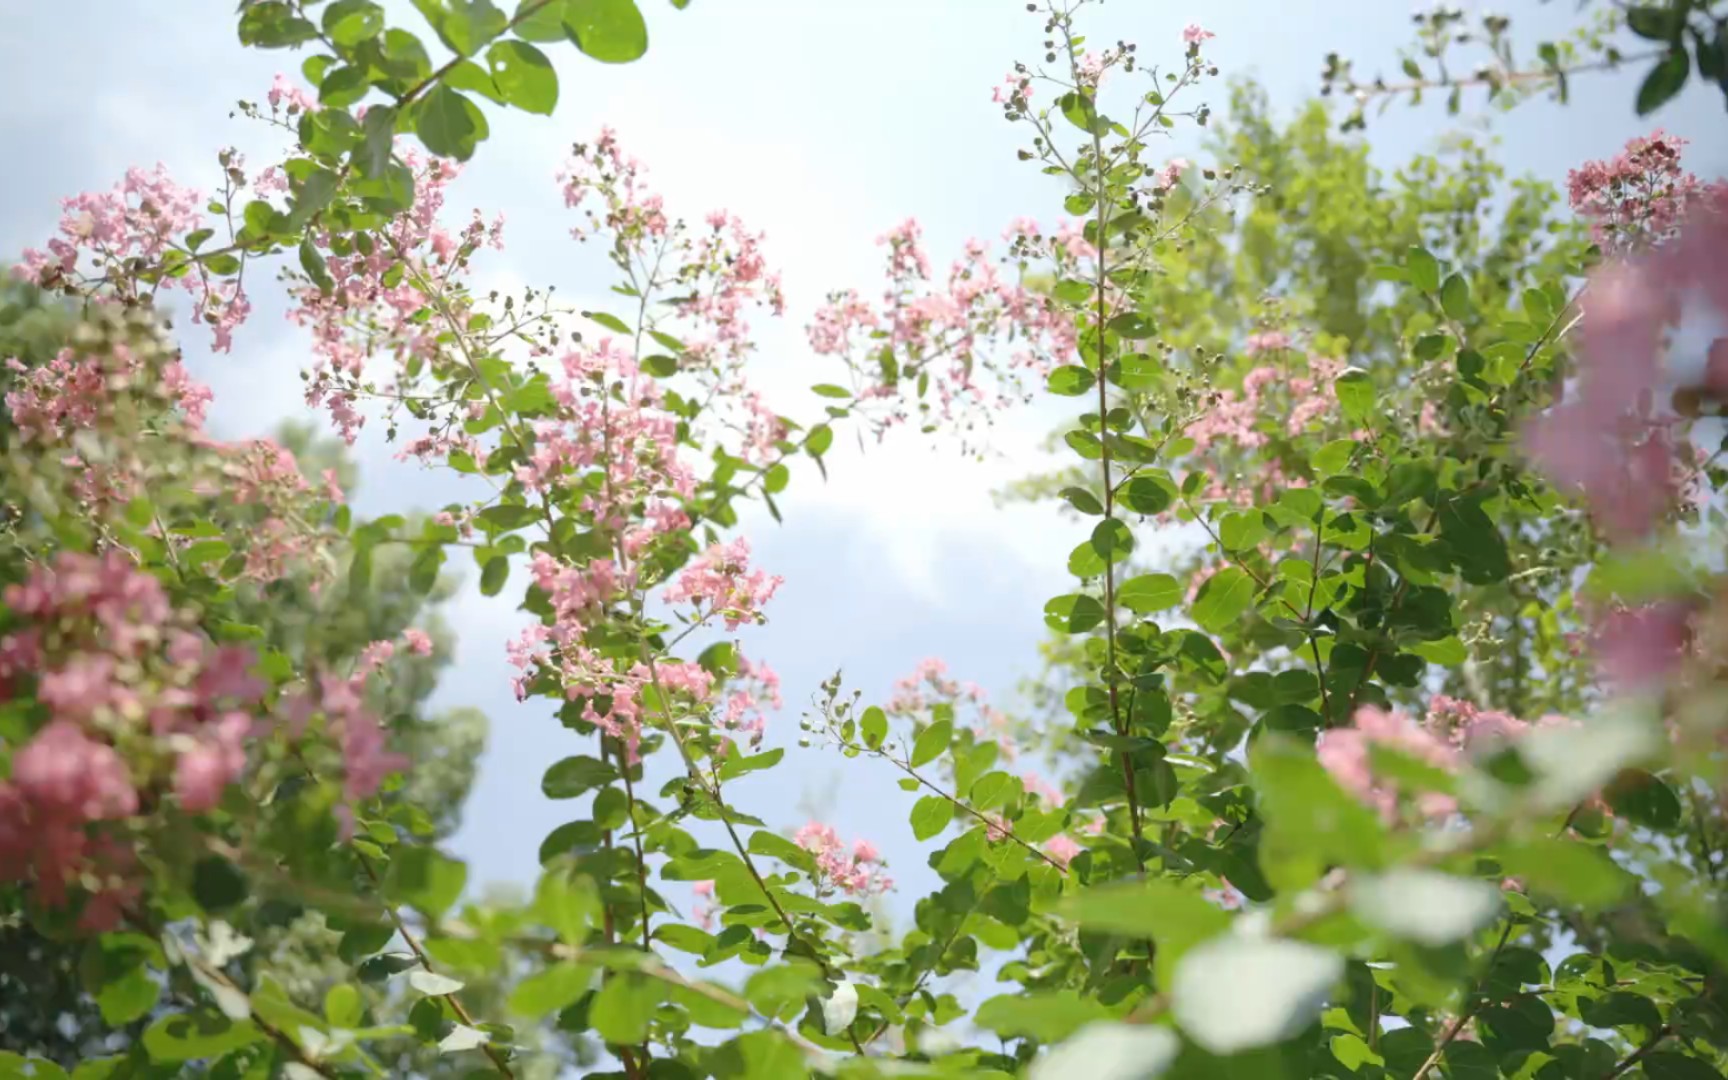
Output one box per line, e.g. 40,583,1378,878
1045,592,1107,633
1190,567,1255,632
1030,1023,1179,1080
1406,245,1440,292
1119,573,1181,614
564,0,649,63
487,40,558,113
414,84,489,160
1173,937,1342,1054
1352,870,1500,946
542,754,618,798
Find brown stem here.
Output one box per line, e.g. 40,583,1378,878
1601,1024,1674,1079
1411,921,1514,1080
128,915,337,1078
354,851,515,1076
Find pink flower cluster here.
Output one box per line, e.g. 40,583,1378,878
14,164,248,353
887,657,1017,761
267,73,317,114
1185,353,1346,453
1566,131,1724,254
187,436,342,583
664,538,782,630
558,130,791,461
516,337,695,557
1532,133,1728,693
278,672,409,829
5,341,213,506
1044,833,1082,868
0,553,269,927
992,71,1033,107
807,218,1078,436
720,652,781,750
292,148,503,443
1317,700,1571,822
793,822,892,898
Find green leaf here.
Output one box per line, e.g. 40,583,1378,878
1119,573,1181,614
1494,838,1632,909
590,971,663,1043
385,847,468,919
487,40,558,113
1119,476,1173,515
1172,937,1342,1055
585,310,632,334
1089,518,1133,564
564,0,649,63
860,706,887,749
515,0,569,39
744,962,821,1018
97,966,161,1025
509,962,592,1019
911,720,952,768
1334,367,1373,425
1031,1024,1180,1080
323,0,384,44
970,771,1020,811
478,503,540,529
1108,313,1156,339
1045,593,1106,633
1637,48,1691,114
1352,870,1499,946
1058,486,1104,515
1439,273,1472,320
141,1013,263,1061
1406,245,1440,292
1047,365,1097,397
414,84,489,161
1603,768,1682,829
719,747,783,781
409,544,445,595
811,383,851,399
747,830,815,873
1066,881,1230,990
480,555,509,596
910,795,952,840
1252,734,1387,881
238,2,318,48
192,856,248,912
323,983,362,1028
1191,567,1255,633
975,990,1110,1043
542,755,618,798
409,969,466,996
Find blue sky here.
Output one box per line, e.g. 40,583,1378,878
2,1,1723,916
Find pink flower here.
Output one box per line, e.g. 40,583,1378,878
1182,24,1215,46
1595,602,1692,689
267,73,317,113
663,538,782,629
173,714,250,813
402,628,434,656
794,821,892,897
1316,706,1459,822
1044,833,1082,867
11,721,138,821
1153,158,1191,192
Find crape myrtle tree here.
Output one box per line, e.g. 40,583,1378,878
1,1,1726,1079
0,289,516,1072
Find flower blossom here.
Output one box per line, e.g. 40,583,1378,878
793,822,892,897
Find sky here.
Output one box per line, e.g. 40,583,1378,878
2,1,1724,919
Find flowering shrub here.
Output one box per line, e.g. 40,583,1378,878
2,1,1727,1078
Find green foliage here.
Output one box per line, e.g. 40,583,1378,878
3,1,1726,1078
